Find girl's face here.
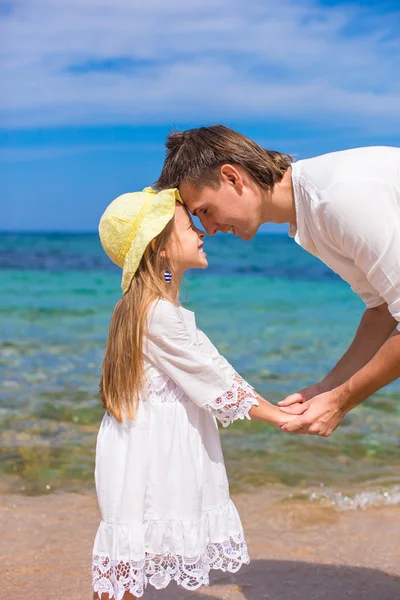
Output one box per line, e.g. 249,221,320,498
167,203,208,275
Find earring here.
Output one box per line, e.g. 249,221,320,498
164,269,172,284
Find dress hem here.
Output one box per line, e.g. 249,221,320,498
92,531,249,599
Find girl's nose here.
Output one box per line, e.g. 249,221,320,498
197,228,205,239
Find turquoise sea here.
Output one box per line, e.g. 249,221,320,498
1,233,399,509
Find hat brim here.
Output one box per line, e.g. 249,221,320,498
121,189,182,293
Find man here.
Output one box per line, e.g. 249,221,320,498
155,125,400,437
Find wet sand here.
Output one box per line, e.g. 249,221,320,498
1,488,399,600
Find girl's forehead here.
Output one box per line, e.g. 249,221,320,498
175,202,192,223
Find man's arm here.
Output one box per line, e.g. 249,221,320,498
321,303,397,388
279,303,397,412
281,173,400,435
342,328,400,408
280,329,400,436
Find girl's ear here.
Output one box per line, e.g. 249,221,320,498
151,239,162,254
151,238,167,258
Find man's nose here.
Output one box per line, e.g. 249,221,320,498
201,217,218,236
194,224,206,239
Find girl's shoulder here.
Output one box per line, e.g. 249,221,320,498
148,297,181,322
147,297,196,334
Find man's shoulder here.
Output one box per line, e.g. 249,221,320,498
293,146,400,196
297,146,399,170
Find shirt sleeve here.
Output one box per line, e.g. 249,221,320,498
145,300,259,424
325,179,400,332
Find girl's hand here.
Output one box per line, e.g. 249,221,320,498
269,406,301,428
277,382,328,415
248,397,304,427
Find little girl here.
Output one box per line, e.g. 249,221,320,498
92,187,293,599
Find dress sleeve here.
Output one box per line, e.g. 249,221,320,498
195,328,259,426
326,179,400,332
203,370,260,427
145,300,259,424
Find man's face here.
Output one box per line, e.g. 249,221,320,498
179,167,262,240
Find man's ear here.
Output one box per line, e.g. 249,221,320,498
220,164,244,192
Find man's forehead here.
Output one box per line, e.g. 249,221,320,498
178,182,203,213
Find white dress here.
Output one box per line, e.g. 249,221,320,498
92,298,259,599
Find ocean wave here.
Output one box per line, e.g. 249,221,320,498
299,485,400,511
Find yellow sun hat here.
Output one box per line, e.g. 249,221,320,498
98,186,183,294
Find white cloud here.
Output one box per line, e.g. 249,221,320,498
1,0,399,130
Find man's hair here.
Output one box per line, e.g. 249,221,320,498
155,124,292,191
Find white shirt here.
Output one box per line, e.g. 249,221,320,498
289,146,400,331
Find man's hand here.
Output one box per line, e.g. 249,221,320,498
278,329,400,436
277,381,328,415
279,389,347,437
273,409,302,429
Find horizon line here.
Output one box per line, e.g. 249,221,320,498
0,230,288,236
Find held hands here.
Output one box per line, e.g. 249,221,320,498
269,405,300,429
277,383,347,437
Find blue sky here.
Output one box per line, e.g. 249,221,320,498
1,0,399,232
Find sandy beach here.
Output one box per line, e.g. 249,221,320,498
2,487,399,600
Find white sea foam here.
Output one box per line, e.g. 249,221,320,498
302,485,400,511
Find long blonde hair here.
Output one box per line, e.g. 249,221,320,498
99,218,179,423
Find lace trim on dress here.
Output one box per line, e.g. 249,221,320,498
204,371,259,427
92,532,249,599
147,372,188,403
